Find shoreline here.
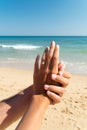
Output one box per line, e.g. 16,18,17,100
0,67,87,130
0,66,87,76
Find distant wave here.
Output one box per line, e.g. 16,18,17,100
64,61,87,75
0,44,41,50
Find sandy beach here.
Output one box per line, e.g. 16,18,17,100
0,67,87,130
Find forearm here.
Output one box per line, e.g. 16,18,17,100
0,85,33,130
16,95,50,130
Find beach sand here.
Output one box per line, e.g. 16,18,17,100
0,67,87,130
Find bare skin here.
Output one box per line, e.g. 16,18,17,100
0,62,70,130
16,42,71,130
0,42,71,130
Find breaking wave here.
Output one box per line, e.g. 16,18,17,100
0,44,41,50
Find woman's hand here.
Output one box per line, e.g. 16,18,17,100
44,61,71,104
33,42,56,95
33,41,71,104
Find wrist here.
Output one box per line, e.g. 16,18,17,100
32,95,50,106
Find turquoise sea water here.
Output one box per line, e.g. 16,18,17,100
0,36,87,75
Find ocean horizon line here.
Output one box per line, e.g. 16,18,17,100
0,35,87,37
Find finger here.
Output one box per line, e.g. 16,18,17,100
58,61,65,76
40,47,49,70
46,41,55,70
34,55,40,78
58,61,65,71
51,44,59,74
62,71,71,79
51,74,69,87
47,91,62,104
44,85,65,97
58,61,71,78
34,55,40,74
58,61,64,69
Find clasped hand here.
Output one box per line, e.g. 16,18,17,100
33,41,71,104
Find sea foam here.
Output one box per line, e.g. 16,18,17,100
0,44,41,50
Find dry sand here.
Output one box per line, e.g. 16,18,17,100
0,67,87,130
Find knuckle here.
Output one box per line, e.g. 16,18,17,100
44,69,49,75
64,81,69,87
61,88,65,94
53,55,57,60
55,96,61,104
60,88,65,96
57,97,62,103
48,54,52,59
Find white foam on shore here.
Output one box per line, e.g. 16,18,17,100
64,61,87,75
0,59,87,75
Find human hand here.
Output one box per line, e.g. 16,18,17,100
33,42,57,95
44,61,71,104
33,41,71,104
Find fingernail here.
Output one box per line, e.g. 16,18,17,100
56,44,59,48
46,46,49,51
52,74,57,79
52,41,55,45
62,64,65,69
59,71,63,76
60,61,64,66
47,91,51,95
44,85,49,90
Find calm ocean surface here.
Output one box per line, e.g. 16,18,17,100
0,36,87,75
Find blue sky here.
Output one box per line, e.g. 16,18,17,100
0,0,87,36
